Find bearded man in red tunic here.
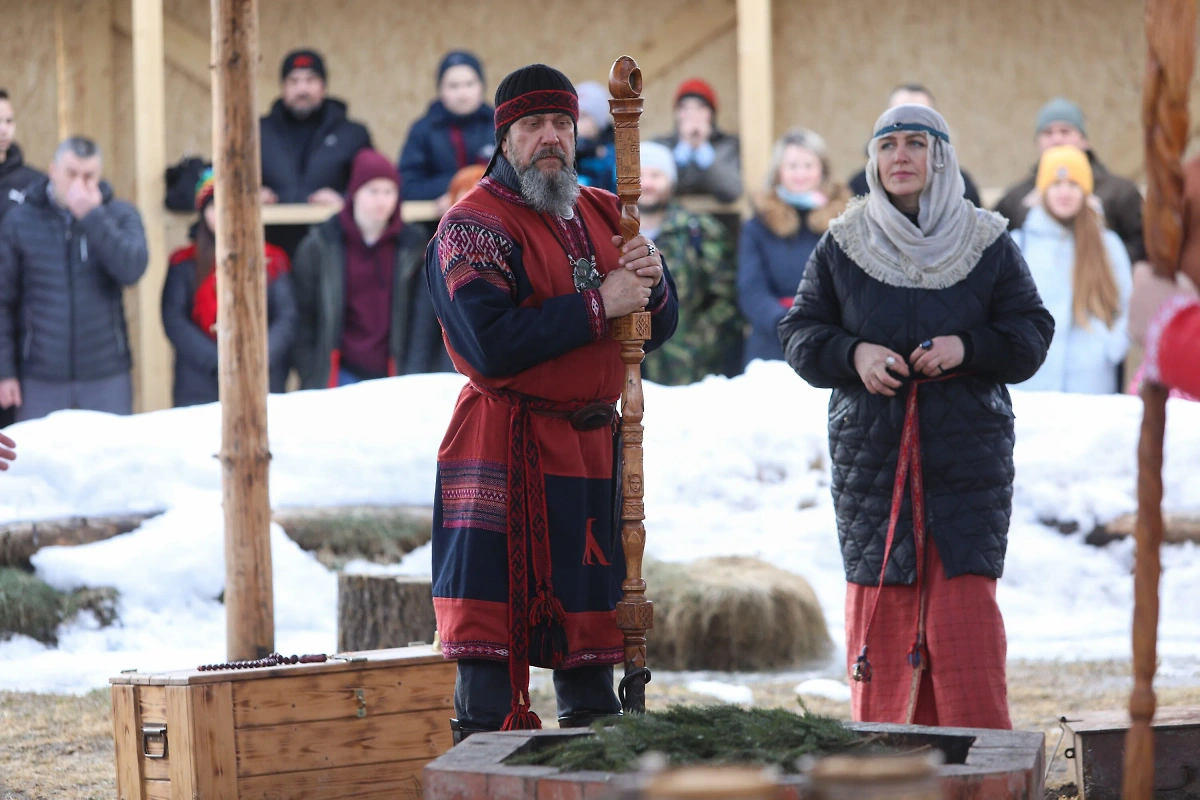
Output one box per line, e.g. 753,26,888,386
425,64,679,741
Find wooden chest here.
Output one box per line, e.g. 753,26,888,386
109,645,456,800
1061,706,1200,799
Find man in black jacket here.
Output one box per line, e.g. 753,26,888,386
0,90,44,225
260,49,372,256
0,137,148,422
0,89,45,428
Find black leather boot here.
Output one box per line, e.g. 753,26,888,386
450,718,498,744
557,711,624,729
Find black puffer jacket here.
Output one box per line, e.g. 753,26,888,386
778,232,1053,586
260,98,371,203
0,177,148,382
0,144,45,224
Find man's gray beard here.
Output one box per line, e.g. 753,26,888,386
516,155,580,216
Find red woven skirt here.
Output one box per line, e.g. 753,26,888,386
844,542,1012,729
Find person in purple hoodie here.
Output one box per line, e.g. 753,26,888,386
291,149,448,388
397,51,495,215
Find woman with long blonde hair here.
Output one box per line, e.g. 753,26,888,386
738,128,849,365
1014,145,1131,393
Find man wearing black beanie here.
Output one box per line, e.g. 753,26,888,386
425,64,679,740
259,48,372,256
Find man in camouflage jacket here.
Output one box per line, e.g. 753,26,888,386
638,142,742,385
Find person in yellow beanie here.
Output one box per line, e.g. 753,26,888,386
1013,145,1131,394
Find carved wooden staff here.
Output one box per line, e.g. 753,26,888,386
1124,1,1194,798
608,55,653,714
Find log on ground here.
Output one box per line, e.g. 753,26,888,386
337,574,437,652
0,505,434,569
1085,512,1200,546
643,555,831,671
0,513,162,570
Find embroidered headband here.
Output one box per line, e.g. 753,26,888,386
873,121,950,143
495,90,579,131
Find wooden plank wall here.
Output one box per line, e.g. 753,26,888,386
5,0,1200,204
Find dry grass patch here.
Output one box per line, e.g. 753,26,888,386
3,660,1199,799
0,690,113,800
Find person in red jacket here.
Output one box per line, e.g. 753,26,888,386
162,168,297,407
1127,154,1200,399
1129,264,1198,398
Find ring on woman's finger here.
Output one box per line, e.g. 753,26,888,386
885,356,896,366
920,339,933,350
647,243,658,258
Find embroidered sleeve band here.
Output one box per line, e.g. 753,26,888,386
437,206,517,300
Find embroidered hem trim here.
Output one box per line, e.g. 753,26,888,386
441,640,624,668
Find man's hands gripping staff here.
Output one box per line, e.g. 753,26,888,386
600,234,665,319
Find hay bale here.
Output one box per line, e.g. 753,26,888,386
643,556,831,671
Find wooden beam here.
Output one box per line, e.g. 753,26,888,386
79,0,115,162
112,2,212,88
132,0,171,414
53,0,69,140
51,0,115,156
213,0,275,661
736,0,773,196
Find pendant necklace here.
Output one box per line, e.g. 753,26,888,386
537,210,602,292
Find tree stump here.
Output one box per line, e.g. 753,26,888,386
337,574,437,652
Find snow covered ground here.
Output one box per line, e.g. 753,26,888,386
1,361,1198,694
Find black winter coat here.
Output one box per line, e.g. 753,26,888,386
161,255,297,407
291,217,449,389
397,100,495,201
260,98,372,203
0,177,148,382
778,233,1053,586
0,144,45,224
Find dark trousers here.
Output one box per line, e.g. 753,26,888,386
16,373,133,422
454,658,621,730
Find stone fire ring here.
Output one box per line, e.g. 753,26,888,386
423,722,1045,800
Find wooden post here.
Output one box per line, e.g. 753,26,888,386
609,55,654,715
131,0,171,414
736,0,773,196
1124,2,1194,798
212,0,274,661
53,0,69,141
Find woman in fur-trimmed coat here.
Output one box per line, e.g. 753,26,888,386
738,128,850,365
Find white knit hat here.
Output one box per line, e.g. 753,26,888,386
640,141,677,185
574,81,612,131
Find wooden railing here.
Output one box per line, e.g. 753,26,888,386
259,201,441,226
250,189,1018,231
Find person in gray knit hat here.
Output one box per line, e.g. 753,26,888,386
994,97,1145,264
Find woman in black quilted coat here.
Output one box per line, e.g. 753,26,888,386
778,105,1053,730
